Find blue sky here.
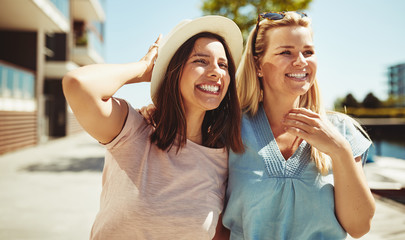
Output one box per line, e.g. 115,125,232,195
105,0,405,110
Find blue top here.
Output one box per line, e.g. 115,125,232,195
223,104,371,240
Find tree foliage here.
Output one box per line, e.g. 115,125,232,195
201,0,313,39
341,93,361,108
362,92,381,108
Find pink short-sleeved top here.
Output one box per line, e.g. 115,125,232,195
90,103,228,240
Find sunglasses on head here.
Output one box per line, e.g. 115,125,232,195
252,11,308,56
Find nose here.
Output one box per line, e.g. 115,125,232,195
293,52,308,68
208,63,224,81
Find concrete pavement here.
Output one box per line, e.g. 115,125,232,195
0,132,404,239
0,132,104,240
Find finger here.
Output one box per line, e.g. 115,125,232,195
284,112,317,126
285,108,322,127
283,118,314,135
288,108,320,118
148,34,162,51
284,126,309,140
137,108,150,124
146,104,156,125
147,109,154,118
139,106,151,124
146,104,156,113
155,34,162,45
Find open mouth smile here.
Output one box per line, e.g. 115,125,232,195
197,84,220,94
286,73,308,80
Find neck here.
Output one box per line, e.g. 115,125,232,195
262,93,300,130
185,109,205,145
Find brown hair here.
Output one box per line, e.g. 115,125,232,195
151,32,244,153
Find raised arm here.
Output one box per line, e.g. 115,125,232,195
62,36,160,143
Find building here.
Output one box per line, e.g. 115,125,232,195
0,0,106,154
388,63,405,107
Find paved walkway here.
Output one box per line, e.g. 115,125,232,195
0,132,404,239
0,133,103,240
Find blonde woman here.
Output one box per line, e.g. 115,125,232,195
223,11,375,239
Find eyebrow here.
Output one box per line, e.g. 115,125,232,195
190,53,210,58
189,53,228,62
276,45,314,49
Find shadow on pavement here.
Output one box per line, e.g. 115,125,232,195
20,156,105,172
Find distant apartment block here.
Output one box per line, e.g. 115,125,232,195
0,0,106,154
388,63,405,107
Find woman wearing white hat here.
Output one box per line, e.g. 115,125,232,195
62,16,244,239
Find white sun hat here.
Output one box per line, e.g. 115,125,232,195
150,15,243,104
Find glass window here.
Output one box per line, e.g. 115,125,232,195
0,65,4,97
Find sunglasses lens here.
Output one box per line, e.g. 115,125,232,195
261,12,284,20
297,12,308,18
261,11,307,21
253,11,307,56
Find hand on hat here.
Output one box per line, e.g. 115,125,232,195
138,34,162,83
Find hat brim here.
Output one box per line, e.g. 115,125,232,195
150,15,243,104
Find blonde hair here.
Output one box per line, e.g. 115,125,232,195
237,12,332,174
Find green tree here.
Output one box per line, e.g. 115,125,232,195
383,95,405,108
341,93,361,108
362,92,381,108
201,0,313,39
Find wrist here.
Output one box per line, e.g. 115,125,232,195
125,61,149,84
329,141,353,164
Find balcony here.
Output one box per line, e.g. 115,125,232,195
72,0,106,22
0,61,36,112
44,61,79,79
0,0,70,32
72,28,104,66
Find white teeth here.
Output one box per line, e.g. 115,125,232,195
198,85,219,93
287,73,307,78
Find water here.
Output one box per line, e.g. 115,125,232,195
367,140,405,162
366,138,405,205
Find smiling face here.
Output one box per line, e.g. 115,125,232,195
258,25,317,100
179,37,231,114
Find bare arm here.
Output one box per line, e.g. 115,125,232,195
62,36,160,143
283,108,375,238
332,149,375,238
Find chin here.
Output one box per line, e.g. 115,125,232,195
201,101,222,111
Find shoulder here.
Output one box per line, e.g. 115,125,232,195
326,111,352,125
326,111,360,135
241,112,260,138
103,101,152,150
241,105,266,128
326,111,371,158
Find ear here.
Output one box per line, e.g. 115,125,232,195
254,56,263,77
256,65,263,78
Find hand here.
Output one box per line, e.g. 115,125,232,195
138,104,157,125
134,35,162,83
283,108,350,158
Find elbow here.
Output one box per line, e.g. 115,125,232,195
345,214,374,238
341,196,376,239
62,72,82,97
346,223,371,239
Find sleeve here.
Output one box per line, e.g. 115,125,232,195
103,100,149,150
329,113,372,165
